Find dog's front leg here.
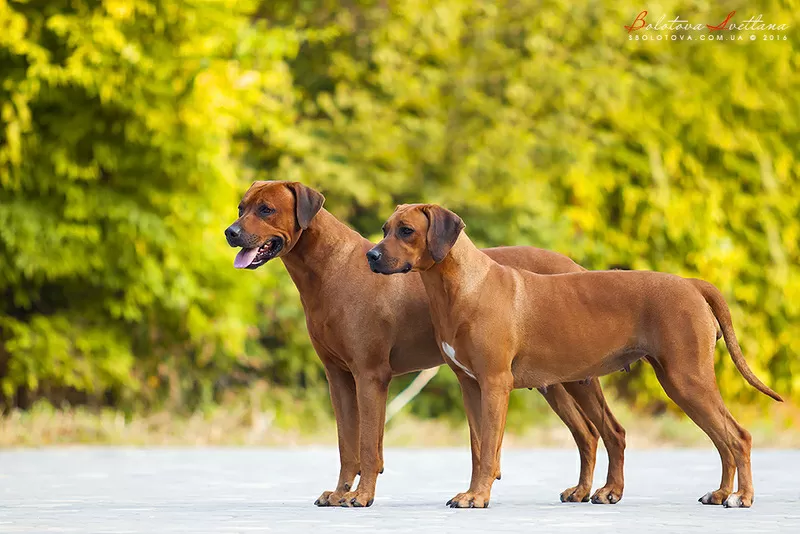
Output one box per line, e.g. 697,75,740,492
448,372,512,508
315,361,360,506
455,371,483,488
338,368,391,507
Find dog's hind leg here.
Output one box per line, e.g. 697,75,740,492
649,352,752,507
540,384,598,503
564,379,626,504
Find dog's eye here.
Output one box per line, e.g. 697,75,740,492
399,227,414,237
238,206,243,217
259,205,274,217
382,225,388,237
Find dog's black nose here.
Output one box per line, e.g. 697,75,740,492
366,249,382,262
225,224,241,243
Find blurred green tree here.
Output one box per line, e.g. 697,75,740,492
253,0,799,414
0,0,302,409
1,0,797,418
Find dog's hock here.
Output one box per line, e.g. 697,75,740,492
441,342,476,379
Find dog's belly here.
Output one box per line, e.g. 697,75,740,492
511,345,647,389
580,346,647,378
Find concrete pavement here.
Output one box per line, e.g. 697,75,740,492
0,448,798,533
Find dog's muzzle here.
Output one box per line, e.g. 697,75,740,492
366,247,411,275
225,223,244,247
233,237,284,269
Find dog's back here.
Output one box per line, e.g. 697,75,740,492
383,245,587,374
483,245,585,275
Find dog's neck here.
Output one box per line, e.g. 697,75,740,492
419,232,494,310
281,208,367,296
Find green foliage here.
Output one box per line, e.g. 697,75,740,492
1,0,798,418
0,0,299,408
264,0,800,412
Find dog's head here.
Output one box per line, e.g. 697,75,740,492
225,181,325,269
367,204,464,275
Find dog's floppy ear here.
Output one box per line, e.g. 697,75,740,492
423,205,465,263
287,182,325,229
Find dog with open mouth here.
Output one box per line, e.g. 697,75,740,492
225,181,627,508
224,182,321,268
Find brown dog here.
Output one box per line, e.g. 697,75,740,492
368,203,783,509
225,181,626,507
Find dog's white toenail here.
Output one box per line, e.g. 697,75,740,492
723,494,743,508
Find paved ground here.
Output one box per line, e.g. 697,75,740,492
0,448,798,533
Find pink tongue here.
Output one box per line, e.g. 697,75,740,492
234,247,259,269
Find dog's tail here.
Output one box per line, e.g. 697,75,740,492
689,278,783,402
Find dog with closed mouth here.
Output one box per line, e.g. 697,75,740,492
225,181,627,507
367,203,782,509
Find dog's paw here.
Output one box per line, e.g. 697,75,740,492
315,489,346,507
722,492,752,509
560,485,591,503
590,485,622,505
698,489,727,506
338,489,374,508
446,491,490,508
